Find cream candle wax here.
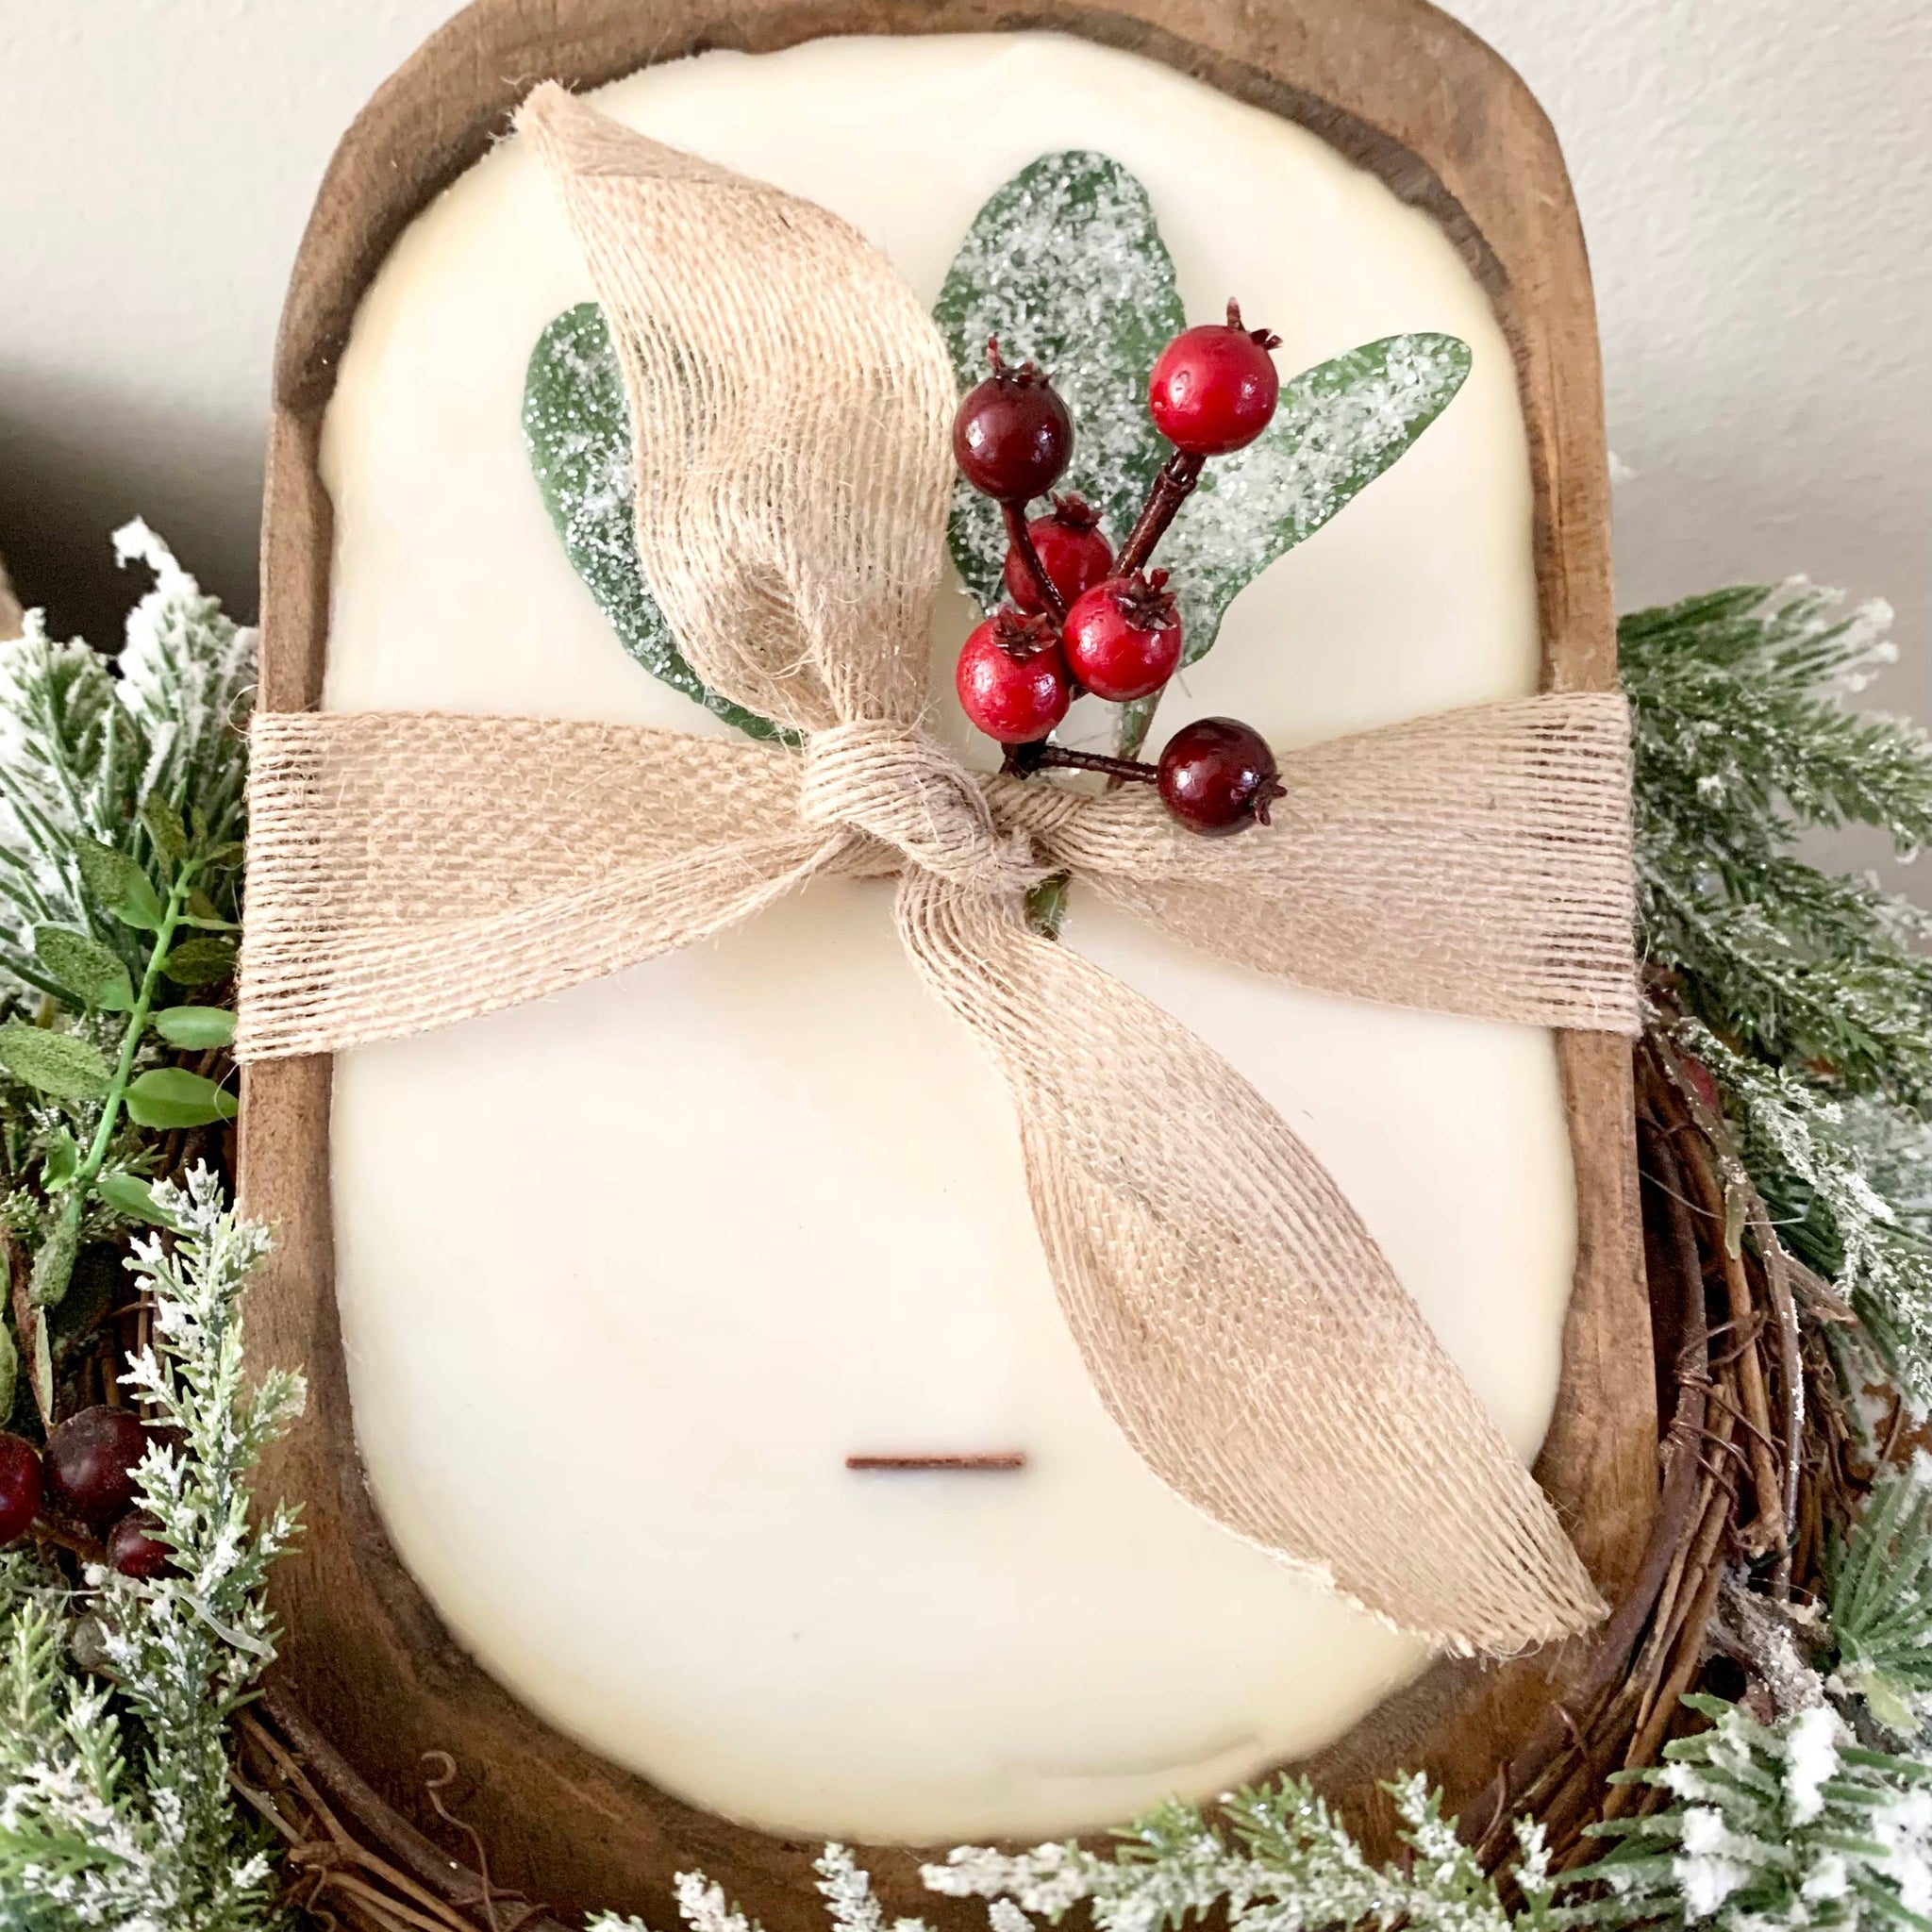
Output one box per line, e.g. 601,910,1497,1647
318,31,1571,1845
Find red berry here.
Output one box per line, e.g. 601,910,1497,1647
1004,495,1114,614
956,609,1072,744
1148,300,1282,456
953,340,1074,502
1157,717,1285,836
44,1406,147,1527
107,1511,172,1579
0,1433,43,1545
1062,571,1184,703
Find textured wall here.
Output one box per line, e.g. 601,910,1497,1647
2,0,1925,886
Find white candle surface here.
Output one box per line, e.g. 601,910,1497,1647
319,32,1572,1843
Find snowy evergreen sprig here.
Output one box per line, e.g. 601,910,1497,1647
1565,1694,1932,1932
0,521,252,1000
925,1775,1559,1932
0,1170,301,1930
1624,582,1930,1114
589,1787,1560,1932
1626,583,1932,1407
1671,1016,1932,1411
0,527,251,1412
1826,1456,1932,1739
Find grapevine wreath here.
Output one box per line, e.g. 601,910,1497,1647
2,14,1929,1932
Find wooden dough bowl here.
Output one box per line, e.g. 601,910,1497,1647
242,2,1654,1924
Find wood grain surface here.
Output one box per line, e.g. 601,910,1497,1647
242,4,1654,1923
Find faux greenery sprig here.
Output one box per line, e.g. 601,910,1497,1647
1626,581,1932,1408
7,810,242,1295
523,152,1469,769
0,1168,301,1932
0,525,249,1422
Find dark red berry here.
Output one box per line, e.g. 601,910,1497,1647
1681,1056,1722,1115
44,1406,147,1527
106,1511,172,1579
1062,570,1184,703
1004,495,1114,614
1148,300,1282,457
1157,717,1285,836
953,340,1074,502
0,1433,43,1545
956,609,1073,744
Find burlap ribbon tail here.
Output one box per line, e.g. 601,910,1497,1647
238,85,1641,1657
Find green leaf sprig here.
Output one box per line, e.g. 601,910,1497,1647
5,794,239,1343
934,153,1471,758
521,150,1468,779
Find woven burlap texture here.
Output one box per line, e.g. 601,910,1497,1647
239,83,1640,1654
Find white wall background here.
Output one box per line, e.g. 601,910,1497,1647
2,0,1926,887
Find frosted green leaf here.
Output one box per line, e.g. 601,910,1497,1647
0,1022,109,1102
32,924,133,1011
934,151,1185,611
523,304,784,743
1159,332,1474,665
140,791,189,868
160,933,236,987
76,837,165,932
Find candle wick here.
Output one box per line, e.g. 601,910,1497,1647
845,1452,1027,1472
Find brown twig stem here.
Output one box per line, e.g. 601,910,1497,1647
1115,448,1205,579
1001,500,1068,625
1007,741,1158,786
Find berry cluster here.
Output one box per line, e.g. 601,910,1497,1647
950,306,1289,836
0,1407,171,1577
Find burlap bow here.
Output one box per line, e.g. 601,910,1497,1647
238,84,1641,1655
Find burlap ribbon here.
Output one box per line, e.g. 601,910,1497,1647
238,84,1641,1655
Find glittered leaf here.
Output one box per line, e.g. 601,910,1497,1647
935,152,1185,612
160,935,236,988
523,303,785,742
141,791,191,867
27,1211,77,1313
124,1067,238,1130
32,924,134,1012
0,1022,110,1102
76,837,166,932
1160,333,1474,667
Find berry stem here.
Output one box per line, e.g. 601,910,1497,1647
1004,740,1158,786
1000,500,1069,625
1114,449,1205,579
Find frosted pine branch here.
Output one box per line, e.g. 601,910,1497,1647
1624,581,1930,1112
0,525,253,1003
0,1174,300,1930
926,1775,1556,1932
1674,1018,1932,1410
1826,1455,1932,1737
1566,1694,1932,1931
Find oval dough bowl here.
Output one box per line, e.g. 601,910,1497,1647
242,1,1656,1924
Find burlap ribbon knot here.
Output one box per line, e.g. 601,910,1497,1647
238,84,1641,1656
